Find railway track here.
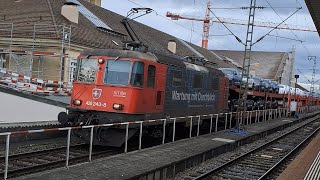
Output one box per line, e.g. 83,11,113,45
193,118,320,180
0,144,120,178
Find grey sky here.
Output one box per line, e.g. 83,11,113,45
102,0,320,84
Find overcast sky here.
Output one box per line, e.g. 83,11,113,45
102,0,320,84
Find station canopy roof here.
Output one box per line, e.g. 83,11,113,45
305,0,320,35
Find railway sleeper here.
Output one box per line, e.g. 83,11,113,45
44,155,65,161
38,155,64,161
23,157,50,164
237,162,270,171
12,160,35,167
69,151,86,157
230,166,266,174
241,159,274,166
218,171,258,180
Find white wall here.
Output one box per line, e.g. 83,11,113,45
0,92,65,123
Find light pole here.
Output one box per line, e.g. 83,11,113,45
292,74,299,117
294,75,299,101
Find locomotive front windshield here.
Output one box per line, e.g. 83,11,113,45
104,59,145,87
104,60,131,85
77,58,98,83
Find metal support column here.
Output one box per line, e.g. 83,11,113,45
237,0,257,128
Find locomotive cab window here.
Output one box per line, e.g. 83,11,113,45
77,58,98,83
104,59,131,85
193,74,203,89
147,65,156,88
131,61,144,87
172,70,182,87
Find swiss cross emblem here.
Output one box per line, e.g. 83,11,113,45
92,88,102,100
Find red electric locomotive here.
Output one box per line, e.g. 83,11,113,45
57,8,229,146
58,49,229,146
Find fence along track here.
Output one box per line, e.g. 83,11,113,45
0,107,292,180
194,117,320,180
0,107,318,179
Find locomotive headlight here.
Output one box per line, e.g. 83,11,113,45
73,99,82,106
98,58,105,64
113,103,124,110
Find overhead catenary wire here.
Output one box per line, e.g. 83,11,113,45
265,0,311,56
126,0,315,54
296,0,316,48
210,7,251,10
194,0,311,29
211,6,298,10
296,68,320,84
296,69,312,83
297,67,320,83
252,7,302,46
127,0,197,32
267,34,304,42
256,8,280,48
126,0,229,49
296,0,318,56
194,0,294,53
193,0,287,52
193,0,318,56
195,0,249,17
209,33,233,37
208,8,245,45
192,0,311,53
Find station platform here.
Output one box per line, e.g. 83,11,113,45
14,111,320,180
0,86,69,108
0,86,68,125
277,127,320,180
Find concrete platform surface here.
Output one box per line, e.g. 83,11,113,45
0,91,64,123
0,86,67,124
14,112,320,180
0,86,69,108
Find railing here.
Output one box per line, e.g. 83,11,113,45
0,106,319,179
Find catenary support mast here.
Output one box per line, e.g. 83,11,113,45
237,0,257,126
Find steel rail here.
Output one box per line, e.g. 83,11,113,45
0,144,86,160
0,144,119,179
258,125,320,180
193,116,320,179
